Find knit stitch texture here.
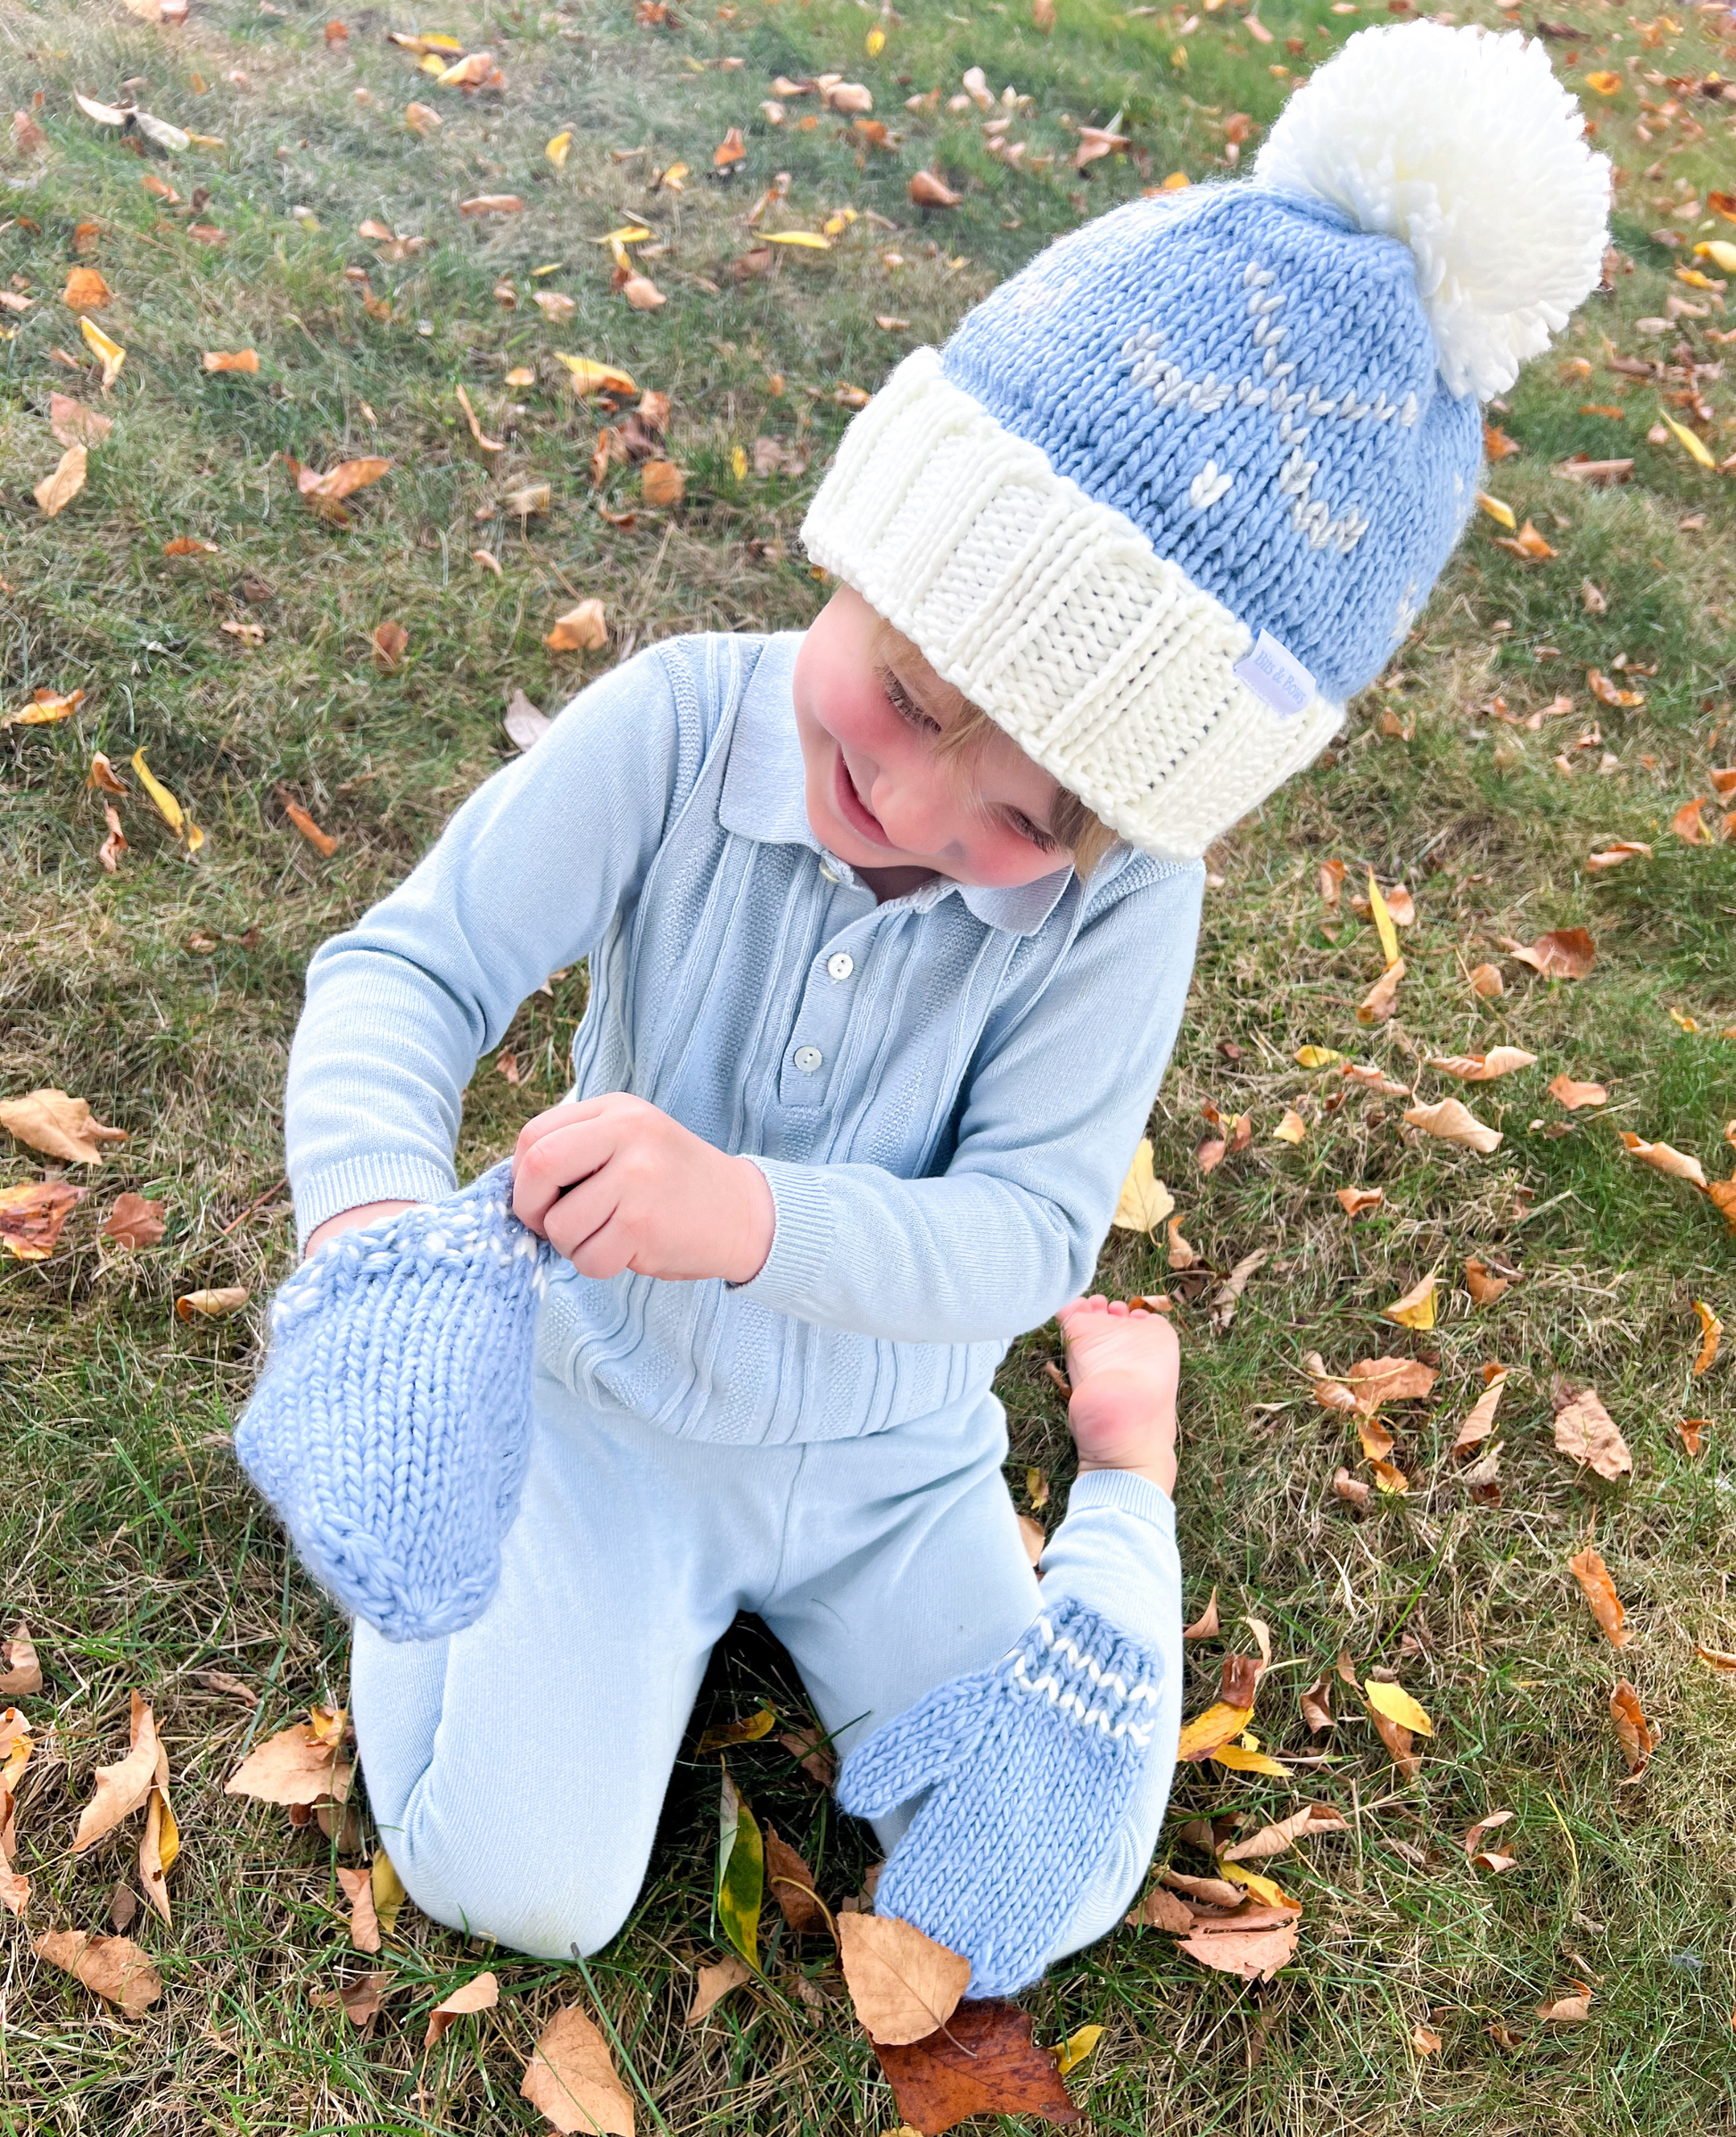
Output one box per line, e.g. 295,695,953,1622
837,1594,1163,1997
234,1160,552,1642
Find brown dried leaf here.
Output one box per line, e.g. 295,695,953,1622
0,1178,85,1262
34,1930,162,2013
337,1864,380,1952
1125,1884,1195,1931
1299,1675,1334,1732
459,195,525,217
1335,1186,1383,1217
1618,1132,1707,1188
1469,961,1505,998
1182,1589,1219,1640
873,1998,1081,2134
1463,1258,1512,1305
641,460,684,507
1177,1910,1300,1983
49,393,112,447
101,1192,166,1248
203,348,259,373
1537,1982,1593,2023
1452,1368,1508,1454
1568,1544,1631,1647
1502,926,1595,978
1609,1681,1657,1776
1585,839,1651,870
0,1622,42,1696
1548,1074,1608,1109
1356,957,1405,1025
278,791,339,858
72,1695,160,1851
684,1954,751,2025
1428,1048,1537,1081
545,599,608,653
777,1726,837,1788
1553,1385,1632,1480
838,1912,971,2046
34,443,87,518
908,169,963,207
1403,1097,1503,1154
226,1720,350,1806
175,1285,250,1320
763,1824,825,1934
1220,1803,1347,1862
521,2004,634,2134
371,620,409,670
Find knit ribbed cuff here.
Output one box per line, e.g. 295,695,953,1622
730,1156,836,1319
292,1153,458,1256
1063,1467,1178,1536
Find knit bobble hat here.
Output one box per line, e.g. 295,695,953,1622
801,22,1609,863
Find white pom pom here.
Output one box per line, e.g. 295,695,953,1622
1252,22,1609,400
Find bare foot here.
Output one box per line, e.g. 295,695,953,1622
1056,1295,1179,1498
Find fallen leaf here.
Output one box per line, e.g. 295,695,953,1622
1382,1273,1438,1330
35,443,87,517
1569,1544,1631,1646
1678,1419,1707,1458
1609,1680,1657,1777
1618,1132,1707,1189
1177,1909,1300,1983
1696,1642,1736,1671
545,599,608,654
1494,518,1556,560
61,267,111,313
557,355,639,398
533,290,577,325
0,1623,42,1696
371,1850,406,1936
1693,1300,1722,1377
1537,1982,1594,2023
762,1823,825,1934
909,170,963,208
48,393,112,449
1335,1187,1385,1219
685,1954,751,2024
1273,1107,1307,1145
1403,1097,1502,1154
1552,1384,1632,1480
1221,1803,1347,1862
1429,1048,1537,1081
1365,1679,1433,1736
838,1912,971,2047
404,100,442,134
221,619,265,649
1469,962,1505,998
0,1177,85,1261
102,1193,166,1248
1476,490,1517,528
1587,667,1643,708
1503,927,1595,979
1464,1258,1512,1306
312,1973,393,2029
1054,2022,1103,2079
226,1717,351,1806
371,620,409,670
289,455,392,514
459,195,525,218
641,460,683,507
1585,840,1651,870
1452,1368,1508,1454
1209,1247,1269,1334
162,535,218,557
1182,1589,1219,1640
455,384,505,454
1547,1074,1608,1110
1126,1884,1195,1931
278,791,338,858
1357,957,1405,1025
1300,1676,1334,1732
520,2003,634,2135
203,349,259,373
0,1089,127,1165
716,1767,763,1973
873,1998,1081,2133
1333,1467,1371,1506
34,1931,161,2013
80,316,126,391
1412,2023,1443,2054
1112,1139,1174,1235
89,751,128,791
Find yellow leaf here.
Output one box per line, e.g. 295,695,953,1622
1694,1299,1722,1378
731,445,748,480
79,315,126,390
1112,1138,1175,1235
1583,68,1622,93
1367,872,1400,967
1382,1273,1438,1330
591,225,651,246
1476,490,1516,530
716,1768,763,1973
1221,1861,1296,1905
1295,1046,1343,1069
554,353,639,397
546,130,573,169
763,231,832,248
1054,2024,1103,2077
1658,408,1715,468
1695,239,1736,273
130,748,190,840
865,23,886,54
34,443,87,517
1364,1680,1433,1736
371,1848,407,1937
1273,1107,1306,1145
1178,1701,1254,1760
1212,1742,1291,1777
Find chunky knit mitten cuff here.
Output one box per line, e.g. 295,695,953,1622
235,1161,551,1643
836,1596,1162,1999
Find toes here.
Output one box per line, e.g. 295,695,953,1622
1108,1300,1128,1316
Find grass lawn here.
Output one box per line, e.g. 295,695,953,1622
3,0,1735,2127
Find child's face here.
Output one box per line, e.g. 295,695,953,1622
791,585,1071,890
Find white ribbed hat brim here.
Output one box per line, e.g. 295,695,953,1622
800,348,1344,864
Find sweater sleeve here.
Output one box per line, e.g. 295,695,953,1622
284,646,701,1253
735,858,1204,1344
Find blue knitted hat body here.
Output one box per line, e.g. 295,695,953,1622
802,22,1609,861
838,1594,1164,1999
235,1161,552,1642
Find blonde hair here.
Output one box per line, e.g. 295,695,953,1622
871,618,1121,878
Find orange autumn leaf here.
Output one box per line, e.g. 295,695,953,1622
33,1931,161,2013
1671,797,1713,845
1548,1073,1608,1110
203,349,260,373
1609,1680,1657,1777
1502,926,1596,978
1568,1544,1631,1647
1678,1418,1708,1458
277,789,339,857
1618,1132,1707,1189
1693,1300,1722,1377
0,1177,85,1261
1463,1257,1512,1305
1553,1383,1632,1480
62,267,111,311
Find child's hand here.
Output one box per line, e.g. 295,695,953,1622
512,1096,775,1285
1056,1296,1179,1497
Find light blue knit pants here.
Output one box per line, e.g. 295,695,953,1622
351,1357,1181,1965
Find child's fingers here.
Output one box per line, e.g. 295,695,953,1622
512,1114,618,1232
543,1174,632,1276
512,1097,607,1164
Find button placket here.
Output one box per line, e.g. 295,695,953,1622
777,902,880,1108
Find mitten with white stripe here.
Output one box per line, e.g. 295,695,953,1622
235,1161,552,1643
836,1595,1162,1998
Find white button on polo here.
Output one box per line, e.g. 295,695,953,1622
793,1045,823,1073
826,952,855,982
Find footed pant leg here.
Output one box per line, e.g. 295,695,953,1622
351,1370,789,1960
763,1404,1180,1987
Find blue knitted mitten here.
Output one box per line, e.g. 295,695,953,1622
837,1595,1162,1999
234,1161,553,1643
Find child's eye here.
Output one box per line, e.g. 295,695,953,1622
880,668,942,736
1004,809,1060,855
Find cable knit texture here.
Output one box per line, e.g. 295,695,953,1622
837,1595,1163,1998
235,1160,553,1641
801,23,1608,862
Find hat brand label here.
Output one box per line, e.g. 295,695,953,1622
1234,629,1316,721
